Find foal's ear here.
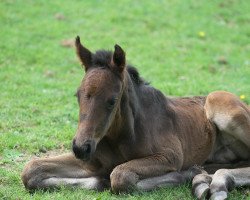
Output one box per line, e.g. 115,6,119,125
75,36,92,71
112,44,126,73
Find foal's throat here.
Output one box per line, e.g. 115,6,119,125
106,75,137,142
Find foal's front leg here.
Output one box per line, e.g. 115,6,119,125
21,153,109,191
110,148,197,193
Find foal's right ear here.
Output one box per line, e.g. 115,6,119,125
75,36,92,71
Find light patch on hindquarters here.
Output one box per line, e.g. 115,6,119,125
213,112,250,147
43,177,100,189
213,113,232,132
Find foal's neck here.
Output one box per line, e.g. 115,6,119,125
107,71,138,142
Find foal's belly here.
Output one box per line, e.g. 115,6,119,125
206,132,250,164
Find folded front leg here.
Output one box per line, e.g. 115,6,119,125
110,148,184,193
21,153,110,191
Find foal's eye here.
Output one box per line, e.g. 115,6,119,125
107,97,117,109
84,94,91,100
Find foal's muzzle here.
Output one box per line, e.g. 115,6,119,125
72,139,96,161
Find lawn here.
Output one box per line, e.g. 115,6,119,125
0,0,249,199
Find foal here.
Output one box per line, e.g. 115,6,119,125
22,36,250,200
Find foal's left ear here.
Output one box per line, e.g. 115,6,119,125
112,44,126,73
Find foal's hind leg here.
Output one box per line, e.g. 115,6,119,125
209,167,250,199
192,91,250,199
193,166,250,200
205,91,250,147
22,153,109,191
192,162,250,199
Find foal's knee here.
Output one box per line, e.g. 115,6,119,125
110,166,139,193
21,159,37,189
21,159,47,190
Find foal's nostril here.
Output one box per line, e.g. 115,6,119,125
72,140,82,159
83,143,91,154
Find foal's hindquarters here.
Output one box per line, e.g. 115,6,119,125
21,91,250,200
192,91,250,199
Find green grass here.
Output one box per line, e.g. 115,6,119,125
0,0,249,199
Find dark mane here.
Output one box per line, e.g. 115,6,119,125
127,66,148,85
92,50,147,85
92,50,113,68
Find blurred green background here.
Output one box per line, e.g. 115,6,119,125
0,0,249,199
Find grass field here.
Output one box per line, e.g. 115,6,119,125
0,0,249,199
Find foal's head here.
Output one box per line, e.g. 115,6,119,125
72,36,126,160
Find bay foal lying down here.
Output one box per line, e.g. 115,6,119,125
22,37,250,199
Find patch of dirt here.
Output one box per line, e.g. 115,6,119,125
54,13,65,20
60,39,75,48
217,56,228,65
1,148,70,170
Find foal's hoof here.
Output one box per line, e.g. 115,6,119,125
192,173,212,200
193,183,210,200
210,191,227,200
95,178,111,191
